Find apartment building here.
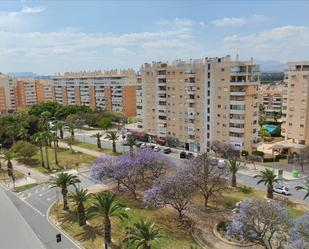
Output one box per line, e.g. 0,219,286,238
260,84,286,121
138,55,260,153
0,74,16,113
51,69,137,117
14,79,54,109
282,62,309,145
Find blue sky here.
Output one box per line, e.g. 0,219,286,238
0,0,309,74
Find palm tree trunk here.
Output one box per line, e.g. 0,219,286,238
112,141,116,153
54,140,59,165
60,128,64,139
39,144,45,168
7,160,13,177
104,216,112,244
267,184,273,199
62,188,69,210
45,145,50,171
77,203,86,226
97,138,101,149
231,174,237,187
143,245,151,249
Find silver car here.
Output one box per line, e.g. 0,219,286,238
273,186,291,195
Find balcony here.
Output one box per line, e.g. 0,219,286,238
229,127,245,133
230,100,245,105
230,91,246,96
230,109,245,115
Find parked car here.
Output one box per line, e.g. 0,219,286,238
186,152,194,159
153,146,161,152
163,148,172,154
140,143,147,149
218,159,227,169
180,151,187,159
273,186,291,195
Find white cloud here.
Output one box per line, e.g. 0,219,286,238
113,47,135,55
156,18,193,28
19,6,46,14
213,17,246,27
220,25,309,61
213,14,267,27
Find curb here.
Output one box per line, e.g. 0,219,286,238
190,221,209,249
46,200,84,249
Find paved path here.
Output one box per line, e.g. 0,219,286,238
13,160,49,183
58,141,104,158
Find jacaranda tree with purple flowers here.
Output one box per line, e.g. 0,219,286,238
227,199,292,249
288,213,309,249
185,153,228,206
144,169,195,219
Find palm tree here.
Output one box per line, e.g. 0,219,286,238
33,132,45,168
124,220,162,249
254,168,278,199
228,159,240,187
42,131,53,171
65,123,76,139
1,149,15,177
105,131,119,153
92,132,103,149
295,179,309,200
259,128,271,142
88,192,128,245
124,135,136,156
69,187,91,226
51,132,59,165
50,172,81,210
56,121,65,139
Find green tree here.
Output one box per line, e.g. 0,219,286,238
99,117,112,130
55,121,65,139
105,131,119,153
254,168,278,199
258,115,267,128
92,132,103,149
1,149,15,177
65,123,76,139
69,187,91,226
295,179,309,200
51,132,59,165
42,131,53,171
259,127,271,142
33,132,45,168
125,220,162,249
228,159,240,187
11,141,37,163
124,135,136,156
50,172,81,210
88,192,128,245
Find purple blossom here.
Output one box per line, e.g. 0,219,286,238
227,199,292,249
289,213,309,249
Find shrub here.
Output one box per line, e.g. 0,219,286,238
252,150,264,157
217,220,228,233
11,141,37,162
241,150,249,157
237,186,252,195
275,154,287,160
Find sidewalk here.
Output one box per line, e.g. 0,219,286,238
58,141,104,158
13,160,49,183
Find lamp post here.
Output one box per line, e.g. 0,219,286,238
56,188,60,224
0,143,2,169
125,207,131,247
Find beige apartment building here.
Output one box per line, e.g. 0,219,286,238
0,73,16,113
138,55,260,153
260,84,286,121
51,70,137,117
282,62,309,145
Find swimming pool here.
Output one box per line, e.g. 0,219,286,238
263,124,277,133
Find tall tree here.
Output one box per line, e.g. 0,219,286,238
1,149,15,177
56,121,65,139
88,192,128,246
65,123,76,139
42,131,53,171
33,132,45,168
105,131,119,153
92,132,103,149
50,172,80,210
254,168,278,199
124,135,136,156
124,220,162,249
69,187,91,226
295,179,309,200
228,159,240,187
51,132,59,165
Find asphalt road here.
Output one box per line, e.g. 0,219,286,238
0,172,97,249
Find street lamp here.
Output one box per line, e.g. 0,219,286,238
125,208,131,247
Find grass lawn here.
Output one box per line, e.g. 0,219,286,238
0,167,24,181
74,141,122,156
50,192,200,249
14,183,38,192
22,147,96,174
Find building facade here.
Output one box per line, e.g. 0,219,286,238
260,84,286,121
138,56,260,153
51,70,137,117
0,74,16,113
282,62,309,145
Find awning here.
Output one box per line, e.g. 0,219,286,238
270,140,306,150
